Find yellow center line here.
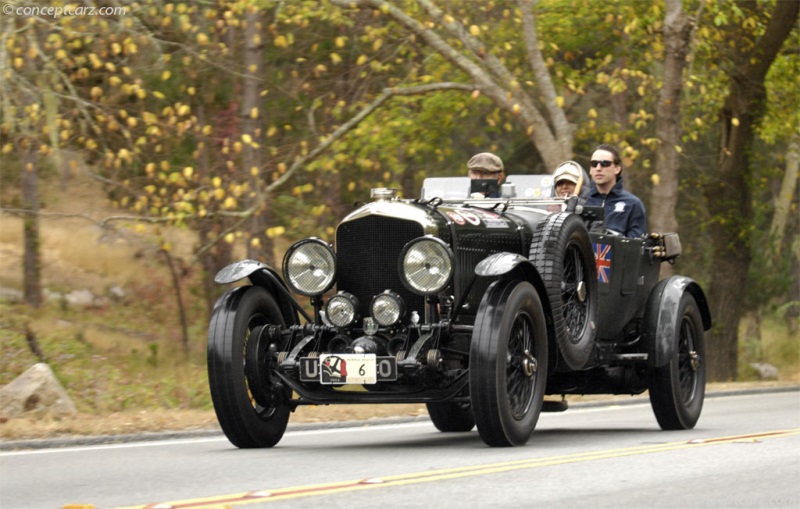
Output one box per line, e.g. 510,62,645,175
107,429,800,509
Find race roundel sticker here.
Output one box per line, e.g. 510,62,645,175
459,210,481,225
447,211,466,225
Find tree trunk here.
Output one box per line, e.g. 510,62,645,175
242,6,273,263
21,148,42,308
703,0,799,382
651,0,692,236
770,132,799,252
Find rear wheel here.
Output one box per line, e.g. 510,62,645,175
426,402,475,432
530,213,597,370
648,293,706,430
208,286,292,448
470,280,548,447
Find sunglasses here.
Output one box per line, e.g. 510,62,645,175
590,160,614,168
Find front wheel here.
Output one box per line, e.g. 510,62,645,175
648,293,706,430
208,286,292,448
470,280,548,447
426,402,475,432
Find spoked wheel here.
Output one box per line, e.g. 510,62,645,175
530,213,597,370
426,402,475,432
208,286,292,448
470,280,548,447
648,293,706,430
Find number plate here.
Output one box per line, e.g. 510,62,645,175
299,355,397,384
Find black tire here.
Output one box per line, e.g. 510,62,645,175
426,402,475,432
470,280,548,447
530,213,597,370
208,286,292,448
648,293,706,430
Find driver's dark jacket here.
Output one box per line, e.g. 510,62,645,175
586,177,648,238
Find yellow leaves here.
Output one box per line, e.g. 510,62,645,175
197,33,209,45
266,226,286,238
109,76,122,87
274,35,288,48
555,96,565,108
267,126,277,137
471,89,481,99
212,176,222,188
241,133,252,144
731,117,740,126
293,183,313,195
89,53,103,69
511,103,521,115
223,196,237,209
588,108,598,119
145,185,157,194
335,36,346,48
2,143,12,154
187,86,196,96
224,233,235,244
111,42,122,55
694,117,704,127
13,57,23,70
214,188,225,200
177,104,190,116
674,145,683,154
161,70,171,81
55,49,68,60
202,125,213,136
372,39,383,51
651,173,661,186
330,53,342,65
90,87,104,99
250,107,258,119
469,25,481,36
145,162,156,175
277,162,287,174
182,167,193,179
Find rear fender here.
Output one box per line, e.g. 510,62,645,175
475,252,555,348
644,276,712,367
214,260,301,325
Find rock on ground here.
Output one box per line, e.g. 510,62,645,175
0,363,77,419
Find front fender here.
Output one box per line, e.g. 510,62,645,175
214,259,270,284
644,276,712,367
214,259,302,325
475,252,555,351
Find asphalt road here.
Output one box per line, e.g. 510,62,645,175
1,389,798,509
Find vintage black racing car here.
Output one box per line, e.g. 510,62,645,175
207,175,712,448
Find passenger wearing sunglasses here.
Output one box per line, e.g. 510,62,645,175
585,143,648,238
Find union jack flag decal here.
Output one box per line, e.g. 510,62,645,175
594,243,612,283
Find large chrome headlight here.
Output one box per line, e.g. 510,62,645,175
371,290,405,327
325,292,359,327
283,238,336,296
399,236,454,295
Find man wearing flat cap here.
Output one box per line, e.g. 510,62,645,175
467,152,505,198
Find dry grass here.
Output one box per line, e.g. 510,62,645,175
2,382,797,442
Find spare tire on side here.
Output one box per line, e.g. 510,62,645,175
529,212,598,370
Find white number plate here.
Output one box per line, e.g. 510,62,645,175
318,353,376,385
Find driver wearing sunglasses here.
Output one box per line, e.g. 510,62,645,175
586,143,648,238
